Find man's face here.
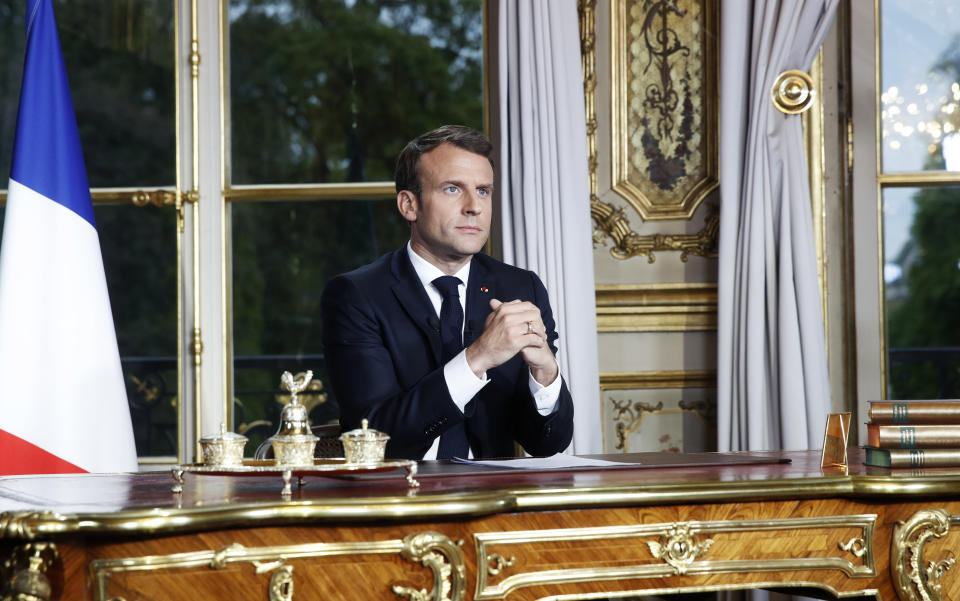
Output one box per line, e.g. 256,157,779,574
398,143,493,270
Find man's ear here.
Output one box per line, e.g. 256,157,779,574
397,190,418,223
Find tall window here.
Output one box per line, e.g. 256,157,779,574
878,0,960,399
225,0,485,451
0,0,485,462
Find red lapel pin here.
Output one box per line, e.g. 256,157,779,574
480,286,489,293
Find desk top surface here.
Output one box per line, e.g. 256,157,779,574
1,448,957,540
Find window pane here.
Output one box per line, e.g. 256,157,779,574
228,0,484,185
97,204,179,457
1,0,175,188
880,0,960,172
231,199,409,450
884,186,960,399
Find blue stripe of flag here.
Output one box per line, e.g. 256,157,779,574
10,0,96,229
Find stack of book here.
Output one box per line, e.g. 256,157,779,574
864,400,960,468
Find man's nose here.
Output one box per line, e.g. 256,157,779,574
463,191,483,214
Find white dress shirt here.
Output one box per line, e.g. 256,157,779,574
406,243,562,459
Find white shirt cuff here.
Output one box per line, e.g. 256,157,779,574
443,348,489,412
528,369,562,415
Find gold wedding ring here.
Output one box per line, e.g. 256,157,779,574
526,321,533,334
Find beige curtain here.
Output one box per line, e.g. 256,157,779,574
717,0,839,451
497,0,602,454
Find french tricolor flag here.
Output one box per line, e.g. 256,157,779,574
0,0,137,474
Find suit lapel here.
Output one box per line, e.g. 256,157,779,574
464,255,496,347
390,249,442,363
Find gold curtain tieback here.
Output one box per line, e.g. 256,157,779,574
771,69,815,114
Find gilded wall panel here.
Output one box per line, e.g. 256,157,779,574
611,0,718,221
582,0,721,267
600,372,716,453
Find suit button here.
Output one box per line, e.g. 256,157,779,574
545,425,553,437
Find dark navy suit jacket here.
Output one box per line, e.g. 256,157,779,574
320,247,574,460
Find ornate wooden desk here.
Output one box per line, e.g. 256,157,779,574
1,450,958,601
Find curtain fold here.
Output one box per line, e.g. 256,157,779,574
497,0,602,454
718,0,839,452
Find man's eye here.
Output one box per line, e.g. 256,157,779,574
478,188,490,197
445,185,459,194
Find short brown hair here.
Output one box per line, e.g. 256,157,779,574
395,125,494,199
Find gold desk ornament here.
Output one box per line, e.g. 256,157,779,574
198,422,248,467
269,371,319,466
340,419,390,465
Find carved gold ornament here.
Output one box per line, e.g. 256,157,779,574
486,553,515,576
2,542,58,601
392,532,466,601
591,200,719,263
646,523,714,575
838,537,867,558
892,509,957,601
268,564,294,601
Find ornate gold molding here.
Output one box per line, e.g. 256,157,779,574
599,370,717,391
0,512,56,541
595,284,717,332
891,509,957,601
473,515,877,600
90,532,465,601
578,0,599,210
592,200,719,262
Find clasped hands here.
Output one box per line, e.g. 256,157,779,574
464,298,558,386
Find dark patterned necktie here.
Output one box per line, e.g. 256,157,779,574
432,275,469,459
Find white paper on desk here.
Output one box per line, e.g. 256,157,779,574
452,454,635,469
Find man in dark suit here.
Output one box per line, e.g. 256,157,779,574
321,125,573,460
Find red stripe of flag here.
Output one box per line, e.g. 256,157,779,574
0,428,86,475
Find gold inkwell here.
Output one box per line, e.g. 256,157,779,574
340,419,390,464
268,370,319,466
198,422,248,466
